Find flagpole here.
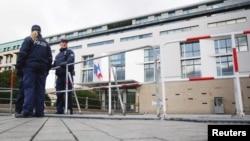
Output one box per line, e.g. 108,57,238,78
108,57,112,115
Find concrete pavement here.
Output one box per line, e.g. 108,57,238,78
0,114,249,141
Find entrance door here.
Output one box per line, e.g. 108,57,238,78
104,88,136,111
214,97,224,114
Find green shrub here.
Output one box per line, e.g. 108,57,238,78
72,90,101,109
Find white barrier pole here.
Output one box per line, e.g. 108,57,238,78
68,73,81,113
160,47,167,118
160,30,249,118
160,40,185,118
231,34,244,117
64,65,69,114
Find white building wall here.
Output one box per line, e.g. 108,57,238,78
42,2,250,88
126,50,144,82
162,43,182,79
200,40,217,77
238,34,250,74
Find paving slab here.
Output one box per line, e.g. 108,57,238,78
0,114,249,141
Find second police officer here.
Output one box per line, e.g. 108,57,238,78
52,39,75,114
16,25,52,118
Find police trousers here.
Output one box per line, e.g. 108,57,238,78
22,67,48,116
55,75,73,114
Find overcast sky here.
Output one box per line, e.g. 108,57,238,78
0,0,208,44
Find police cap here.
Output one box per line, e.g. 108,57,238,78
60,38,68,43
31,25,41,32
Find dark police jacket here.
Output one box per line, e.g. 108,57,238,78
52,48,75,76
16,35,52,71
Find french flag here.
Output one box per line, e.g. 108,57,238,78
94,63,103,79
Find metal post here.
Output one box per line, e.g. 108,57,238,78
137,93,140,113
231,34,244,117
64,64,69,114
59,45,158,116
160,40,183,119
111,66,126,115
160,30,249,118
153,48,161,117
10,67,14,114
85,97,88,109
160,43,170,118
68,72,81,113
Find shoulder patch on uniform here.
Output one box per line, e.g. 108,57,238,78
70,54,74,57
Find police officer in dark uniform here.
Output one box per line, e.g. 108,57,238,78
16,25,52,118
52,39,75,114
15,71,24,114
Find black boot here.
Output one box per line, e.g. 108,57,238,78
70,109,73,115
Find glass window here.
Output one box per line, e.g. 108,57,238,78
168,11,175,17
155,14,161,21
144,63,154,82
82,69,93,82
144,48,159,62
82,55,93,69
144,48,160,82
226,20,236,25
237,18,247,23
121,33,152,42
217,22,226,26
181,42,200,57
183,7,198,14
88,40,114,47
5,56,9,63
135,17,148,24
115,66,125,80
215,36,248,53
69,45,82,50
214,38,232,54
82,55,94,82
236,36,248,52
207,2,224,10
110,53,125,80
208,18,246,28
214,97,223,106
160,25,199,36
78,30,87,36
216,56,233,76
181,59,201,78
208,23,216,28
9,55,13,63
92,26,102,33
66,33,74,38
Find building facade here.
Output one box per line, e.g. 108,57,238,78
1,0,250,115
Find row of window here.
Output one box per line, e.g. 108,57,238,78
81,36,248,83
181,36,248,78
2,45,20,52
88,16,246,47
44,1,226,43
135,1,224,24
1,35,248,80
0,1,244,52
160,25,199,35
208,17,246,28
0,54,13,64
2,16,246,52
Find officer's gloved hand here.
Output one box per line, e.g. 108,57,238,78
16,70,23,77
59,62,67,67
